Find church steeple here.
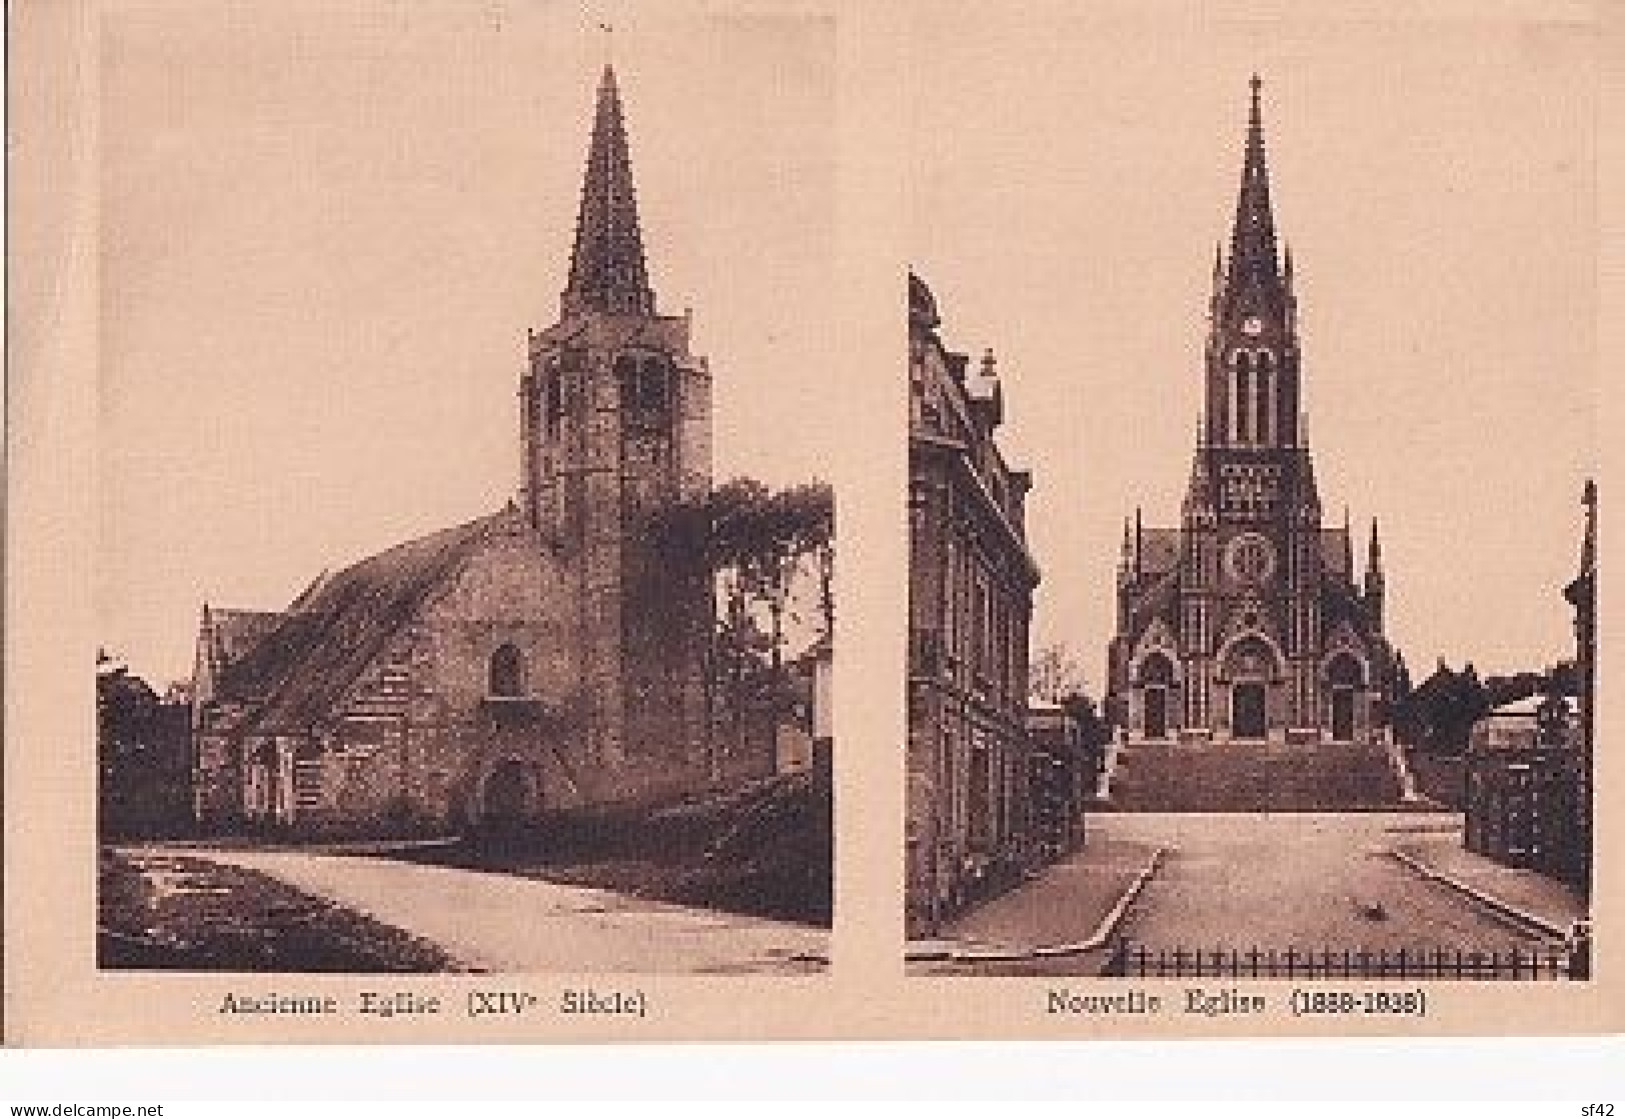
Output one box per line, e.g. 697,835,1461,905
1224,73,1282,306
562,65,656,318
1204,75,1301,451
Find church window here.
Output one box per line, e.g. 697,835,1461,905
1139,652,1176,688
1255,352,1273,445
545,363,565,436
638,358,669,414
618,354,671,433
616,356,639,410
1234,352,1253,443
489,644,524,698
1327,653,1363,689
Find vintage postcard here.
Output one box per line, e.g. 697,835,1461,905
899,0,1619,1031
4,0,1621,1044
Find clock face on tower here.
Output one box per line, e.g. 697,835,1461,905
1225,532,1277,586
1241,316,1264,336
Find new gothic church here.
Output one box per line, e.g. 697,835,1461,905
1106,78,1395,750
191,67,718,835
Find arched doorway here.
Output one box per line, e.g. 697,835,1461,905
1139,653,1176,740
479,758,535,840
1326,654,1364,743
1223,635,1277,741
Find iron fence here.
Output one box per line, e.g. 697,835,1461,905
1102,939,1580,980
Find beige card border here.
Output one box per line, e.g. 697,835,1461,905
5,0,1624,1045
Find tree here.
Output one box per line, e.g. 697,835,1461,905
98,649,191,837
655,477,835,771
1030,642,1087,706
1397,659,1490,755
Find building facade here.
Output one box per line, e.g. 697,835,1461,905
906,272,1041,935
1106,78,1394,750
1466,481,1599,892
1565,479,1596,894
191,66,719,836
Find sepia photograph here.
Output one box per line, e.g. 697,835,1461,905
7,0,1625,1062
92,2,836,976
904,4,1598,981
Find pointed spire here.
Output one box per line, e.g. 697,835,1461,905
1184,437,1214,521
1225,73,1281,302
563,65,656,318
1366,516,1385,596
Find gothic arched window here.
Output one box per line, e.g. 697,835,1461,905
544,359,565,437
1234,352,1253,444
1139,653,1176,687
637,357,669,414
489,644,524,698
618,354,671,433
1326,653,1364,689
1255,351,1273,446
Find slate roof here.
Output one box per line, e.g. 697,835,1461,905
217,511,509,735
203,608,283,685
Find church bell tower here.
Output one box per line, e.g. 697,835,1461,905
1189,74,1327,739
518,66,712,780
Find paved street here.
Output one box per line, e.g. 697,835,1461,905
915,812,1577,977
137,847,828,974
1106,812,1550,953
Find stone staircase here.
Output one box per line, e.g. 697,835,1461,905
1101,737,1409,812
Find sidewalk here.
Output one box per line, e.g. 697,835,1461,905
911,839,1162,962
1391,836,1588,937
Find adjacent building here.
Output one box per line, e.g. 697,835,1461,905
1566,480,1596,894
906,272,1041,935
191,66,721,836
1105,78,1396,755
1465,481,1597,892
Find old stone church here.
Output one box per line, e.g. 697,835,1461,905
192,66,717,835
1105,78,1396,753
